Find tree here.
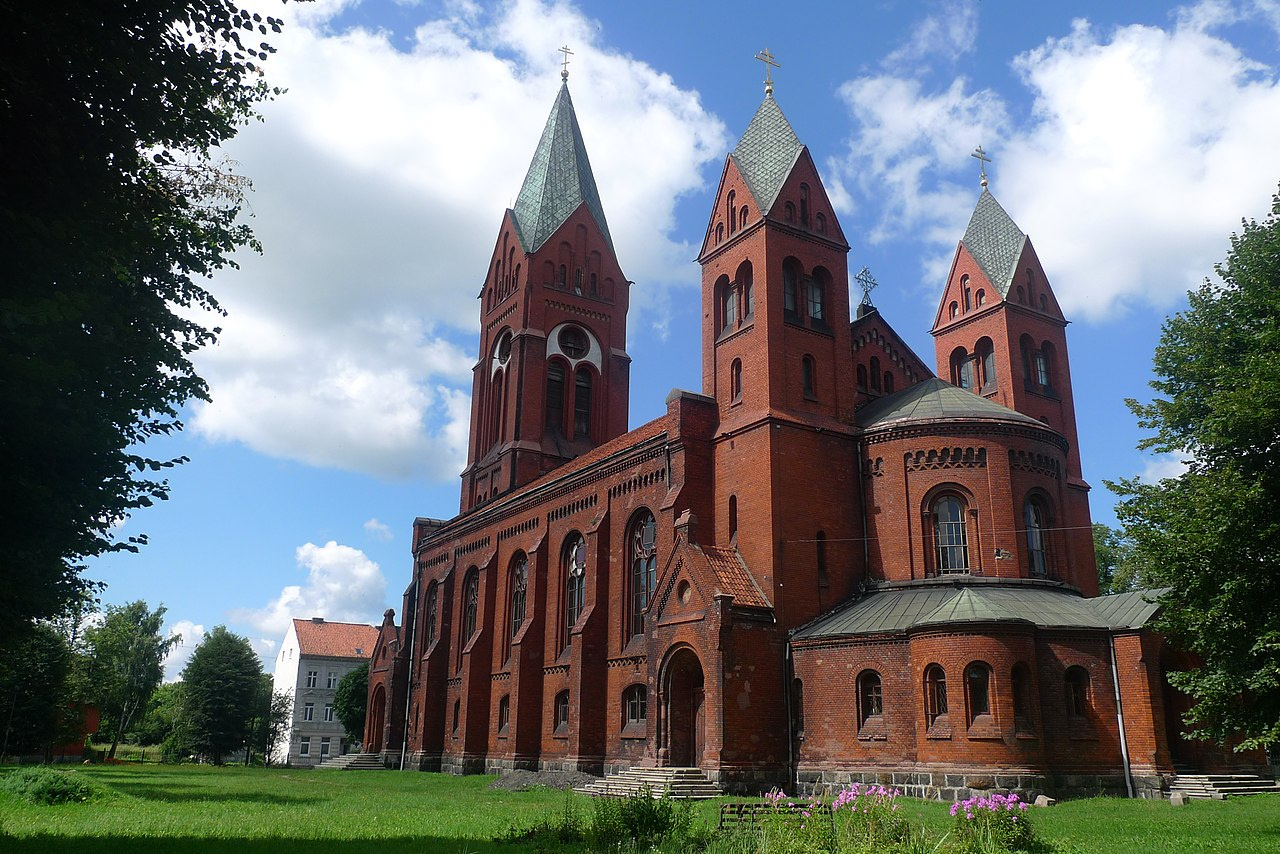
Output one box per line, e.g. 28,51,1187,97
0,624,74,758
1092,523,1142,595
83,601,179,759
181,626,263,764
1112,187,1280,751
0,1,291,646
333,662,369,747
244,678,293,767
133,682,186,748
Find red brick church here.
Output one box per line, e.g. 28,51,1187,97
365,71,1257,799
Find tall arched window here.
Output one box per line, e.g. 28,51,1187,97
965,662,992,724
726,190,737,234
720,276,737,334
461,569,479,645
554,690,569,732
563,535,586,651
1065,666,1090,718
783,259,800,319
924,665,948,727
1024,497,1048,576
424,582,438,647
629,511,658,638
933,495,970,574
730,358,742,402
509,553,527,643
739,263,754,319
573,367,593,440
728,495,738,543
975,337,996,390
807,274,826,323
801,355,816,398
858,670,883,725
739,205,748,230
545,361,565,433
950,346,973,390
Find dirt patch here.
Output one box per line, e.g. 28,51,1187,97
488,769,600,791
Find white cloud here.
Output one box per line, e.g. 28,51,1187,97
230,541,387,639
834,1,1280,318
363,517,394,541
1139,451,1193,482
192,0,726,479
162,620,205,683
884,0,980,69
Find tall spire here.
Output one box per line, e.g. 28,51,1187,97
960,190,1026,298
730,95,803,215
511,82,613,254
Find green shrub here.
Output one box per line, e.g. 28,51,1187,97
588,785,693,850
948,792,1038,853
1,767,103,805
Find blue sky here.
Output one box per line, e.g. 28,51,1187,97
85,0,1280,677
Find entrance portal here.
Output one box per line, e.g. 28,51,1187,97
664,647,705,767
368,684,386,753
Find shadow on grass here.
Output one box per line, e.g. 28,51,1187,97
2,835,518,853
96,779,322,805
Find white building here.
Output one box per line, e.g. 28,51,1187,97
272,617,378,767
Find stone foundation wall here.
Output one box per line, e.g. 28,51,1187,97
794,766,1165,802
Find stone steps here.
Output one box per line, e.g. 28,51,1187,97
1169,772,1280,799
575,766,721,800
315,752,385,770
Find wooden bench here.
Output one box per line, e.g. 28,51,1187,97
718,801,832,830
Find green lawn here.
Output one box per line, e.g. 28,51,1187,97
1,764,1277,853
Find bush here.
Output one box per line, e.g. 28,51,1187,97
948,792,1038,853
1,767,103,805
588,785,693,850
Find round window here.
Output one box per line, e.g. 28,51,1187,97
495,331,512,365
558,326,587,359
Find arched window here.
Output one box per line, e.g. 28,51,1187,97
719,275,737,334
730,358,743,402
933,495,970,574
715,222,724,243
1065,666,1090,718
1024,497,1048,576
976,289,985,306
858,670,883,725
452,698,460,734
975,337,996,390
924,665,948,727
545,361,565,433
1016,285,1026,304
629,511,658,638
964,281,972,312
497,694,510,734
739,205,748,230
784,201,795,222
950,347,973,390
883,372,894,394
1035,349,1051,388
563,535,586,650
965,662,992,724
573,367,593,440
949,301,959,319
783,259,800,319
816,212,826,233
728,495,738,543
558,264,567,288
554,690,569,732
801,355,816,398
807,273,826,323
462,569,479,644
1011,663,1033,730
856,364,868,389
623,684,647,727
424,582,438,647
799,183,810,225
727,190,737,234
509,553,528,642
870,356,881,391
739,263,754,318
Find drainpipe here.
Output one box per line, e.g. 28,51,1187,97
784,638,795,793
399,569,421,771
1109,633,1135,798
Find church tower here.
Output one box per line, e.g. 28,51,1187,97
696,71,862,625
930,177,1096,593
459,76,630,513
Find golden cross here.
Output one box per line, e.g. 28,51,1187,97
559,45,574,81
971,145,992,188
755,48,780,96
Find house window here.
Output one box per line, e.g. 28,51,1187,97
924,665,948,728
564,535,586,649
554,690,570,732
324,704,334,723
303,702,314,722
726,190,736,234
320,736,331,757
327,671,338,689
802,355,816,398
1065,666,1090,718
509,553,528,641
498,695,510,734
1025,498,1048,576
858,670,883,725
425,582,438,646
739,205,748,230
715,222,724,243
306,671,317,689
462,569,479,644
965,663,991,723
816,212,826,233
629,511,658,638
950,301,959,319
299,736,311,757
623,684,647,727
932,495,970,574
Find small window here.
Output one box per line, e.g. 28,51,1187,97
965,663,991,724
925,665,948,728
452,699,460,734
799,183,810,226
784,201,795,222
303,702,314,722
720,277,737,334
949,301,959,319
623,684,647,727
783,261,800,319
802,355,816,399
816,212,826,233
306,671,317,689
933,495,970,574
806,278,825,323
1039,294,1047,311
324,703,335,722
858,670,883,725
320,736,330,757
299,736,311,756
715,222,724,243
1065,666,1090,718
730,359,742,402
727,190,737,234
739,205,748,230
327,671,338,689
554,690,570,732
728,495,738,543
498,695,510,734
976,289,986,306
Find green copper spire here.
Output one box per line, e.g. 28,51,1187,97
511,82,613,254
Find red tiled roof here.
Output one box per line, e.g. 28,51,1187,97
700,545,772,609
293,619,378,659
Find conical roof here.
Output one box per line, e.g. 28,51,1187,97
730,95,804,214
856,377,1047,430
511,82,613,254
960,189,1027,297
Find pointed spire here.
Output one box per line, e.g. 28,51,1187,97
511,82,614,254
960,189,1027,297
731,96,803,214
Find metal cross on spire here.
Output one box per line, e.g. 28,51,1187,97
971,145,992,189
559,45,574,81
855,266,879,306
755,48,780,97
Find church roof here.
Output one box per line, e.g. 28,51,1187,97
793,582,1164,640
292,618,378,659
730,95,804,214
511,82,614,254
960,189,1027,297
856,377,1046,430
700,545,772,609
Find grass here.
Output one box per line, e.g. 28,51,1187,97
0,764,1277,852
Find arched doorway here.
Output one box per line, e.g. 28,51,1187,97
368,684,386,753
662,647,705,767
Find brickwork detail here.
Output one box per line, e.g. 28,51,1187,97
1009,449,1061,479
905,446,987,472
